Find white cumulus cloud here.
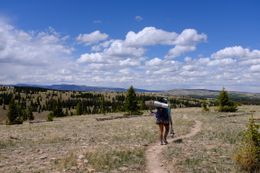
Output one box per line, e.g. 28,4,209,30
1,18,260,92
76,30,108,45
125,27,178,46
123,27,206,58
167,45,196,58
174,29,207,45
212,46,260,59
0,19,76,84
145,57,163,66
77,52,104,63
105,40,145,57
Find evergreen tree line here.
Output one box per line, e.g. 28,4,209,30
1,86,245,125
0,89,215,117
6,98,34,125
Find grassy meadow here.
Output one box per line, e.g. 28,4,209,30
0,109,192,173
163,106,260,173
0,105,259,172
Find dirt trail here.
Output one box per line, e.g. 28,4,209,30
145,116,202,173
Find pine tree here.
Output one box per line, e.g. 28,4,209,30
218,88,237,112
92,105,98,114
218,88,229,107
124,86,139,115
53,99,64,117
139,99,147,110
76,102,83,115
65,108,69,116
7,98,23,124
27,106,34,120
100,96,106,115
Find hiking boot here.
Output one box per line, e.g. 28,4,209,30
164,140,168,145
160,140,164,145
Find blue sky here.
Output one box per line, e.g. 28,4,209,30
1,0,260,92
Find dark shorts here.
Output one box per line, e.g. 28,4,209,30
156,119,169,125
155,108,169,125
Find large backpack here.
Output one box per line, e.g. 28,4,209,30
156,108,168,121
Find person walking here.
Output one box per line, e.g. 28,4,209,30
155,106,170,145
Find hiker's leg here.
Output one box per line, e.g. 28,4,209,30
164,124,169,143
159,123,164,144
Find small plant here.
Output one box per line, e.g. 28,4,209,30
47,112,54,121
201,100,209,112
233,116,260,172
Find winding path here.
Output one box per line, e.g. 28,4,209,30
145,117,202,173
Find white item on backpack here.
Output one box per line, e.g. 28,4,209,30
145,100,169,108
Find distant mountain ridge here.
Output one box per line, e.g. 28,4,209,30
3,84,260,99
13,84,161,93
165,89,260,97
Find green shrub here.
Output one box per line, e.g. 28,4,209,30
47,112,54,121
233,116,260,172
219,105,237,112
201,100,209,112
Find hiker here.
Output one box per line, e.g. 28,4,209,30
146,100,172,145
154,106,170,145
162,98,175,137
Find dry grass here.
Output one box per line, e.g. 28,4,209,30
163,106,260,173
0,110,192,173
1,106,259,172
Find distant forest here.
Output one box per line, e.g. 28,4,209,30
0,85,259,119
